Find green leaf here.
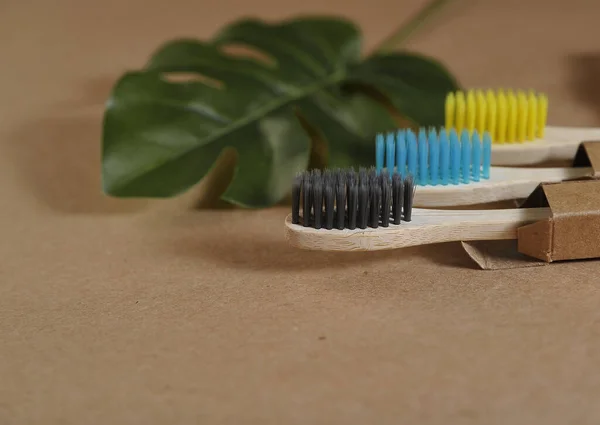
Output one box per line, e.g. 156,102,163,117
347,52,460,126
102,16,459,207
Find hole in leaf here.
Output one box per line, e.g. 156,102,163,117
194,147,238,209
160,72,224,89
295,110,328,171
219,43,277,68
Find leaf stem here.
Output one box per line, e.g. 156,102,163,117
373,0,455,54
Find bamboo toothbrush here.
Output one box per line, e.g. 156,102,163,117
374,128,592,207
284,168,551,251
445,89,600,165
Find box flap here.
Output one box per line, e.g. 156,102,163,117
518,184,550,208
460,199,549,270
517,219,553,262
541,179,600,215
572,141,600,177
461,240,548,270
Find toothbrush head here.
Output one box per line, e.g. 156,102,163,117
291,167,415,230
445,89,548,144
375,127,492,186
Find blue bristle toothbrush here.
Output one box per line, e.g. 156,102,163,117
374,127,593,207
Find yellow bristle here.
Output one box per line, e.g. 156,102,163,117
507,90,517,143
527,91,537,140
475,90,486,136
516,91,528,143
485,89,496,140
442,87,548,144
466,90,476,134
445,92,455,129
497,90,507,143
537,94,548,138
455,91,466,134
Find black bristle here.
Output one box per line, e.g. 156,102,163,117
345,168,355,183
369,184,381,228
291,167,417,231
291,173,302,224
323,169,333,195
358,167,368,186
312,173,323,229
347,178,358,230
403,174,415,222
368,172,375,189
381,178,391,227
302,172,312,227
380,168,389,182
324,181,334,230
335,171,346,230
392,174,403,225
357,182,369,229
368,166,377,181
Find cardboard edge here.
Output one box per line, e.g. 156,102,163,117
517,219,553,262
460,240,549,270
459,198,550,270
572,140,600,177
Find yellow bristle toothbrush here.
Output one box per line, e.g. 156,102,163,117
446,89,600,166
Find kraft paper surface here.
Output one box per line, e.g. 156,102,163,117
3,0,600,424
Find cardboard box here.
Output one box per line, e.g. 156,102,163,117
464,141,600,268
517,180,600,262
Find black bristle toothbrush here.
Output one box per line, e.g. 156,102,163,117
285,167,552,252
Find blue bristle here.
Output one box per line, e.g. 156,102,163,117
428,128,440,185
482,131,492,179
471,131,481,182
375,126,492,188
407,130,418,178
418,128,428,185
396,130,406,177
376,133,385,175
449,129,460,184
460,129,471,183
386,133,395,175
439,129,450,185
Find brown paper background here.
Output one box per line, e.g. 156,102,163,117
3,0,600,423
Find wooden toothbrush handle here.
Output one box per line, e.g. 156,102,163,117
412,167,592,208
284,208,552,252
491,127,600,166
543,126,600,161
545,126,600,143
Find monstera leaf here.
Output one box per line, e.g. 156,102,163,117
102,16,459,207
